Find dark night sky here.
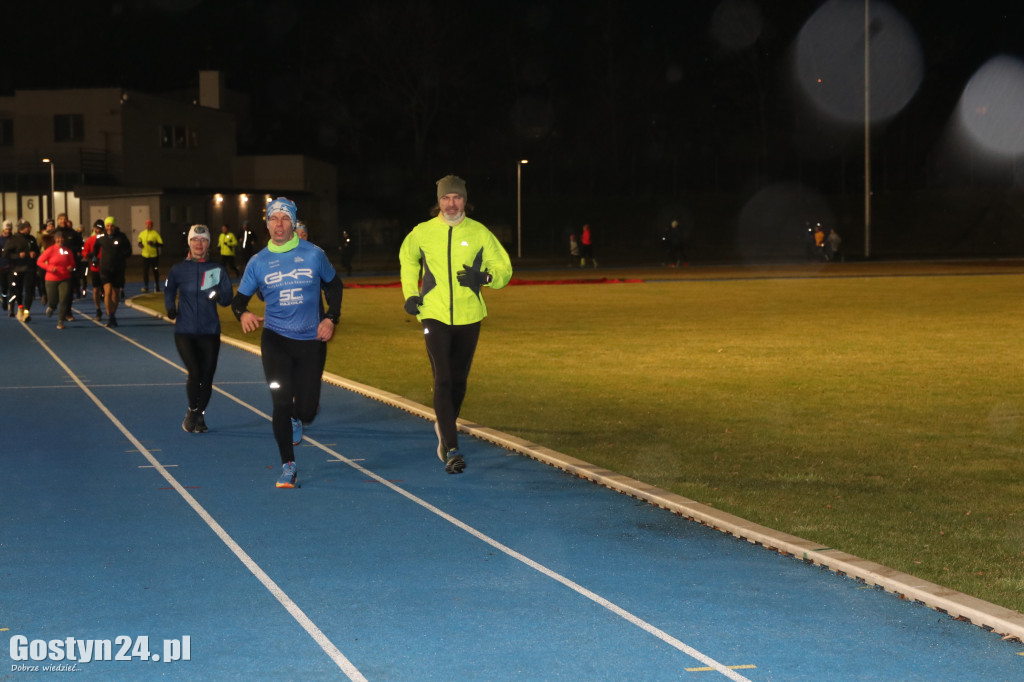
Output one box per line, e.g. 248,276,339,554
7,0,1024,255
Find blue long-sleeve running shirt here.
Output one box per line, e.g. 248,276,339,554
237,240,338,341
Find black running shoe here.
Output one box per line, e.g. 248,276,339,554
443,449,466,474
182,408,198,432
193,412,208,433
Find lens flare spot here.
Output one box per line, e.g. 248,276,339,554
958,55,1024,157
794,0,922,124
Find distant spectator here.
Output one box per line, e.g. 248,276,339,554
825,228,842,262
580,223,597,268
338,230,354,276
664,219,686,267
813,222,826,261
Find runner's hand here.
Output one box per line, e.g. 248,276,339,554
456,264,491,291
240,311,263,333
316,318,335,342
404,295,422,315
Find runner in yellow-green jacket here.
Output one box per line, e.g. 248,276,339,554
137,219,163,293
399,174,513,474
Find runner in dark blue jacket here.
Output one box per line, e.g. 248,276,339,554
164,224,234,433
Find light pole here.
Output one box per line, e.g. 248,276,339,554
42,158,55,221
863,0,871,259
516,159,528,259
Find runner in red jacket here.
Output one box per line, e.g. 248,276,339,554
36,231,77,329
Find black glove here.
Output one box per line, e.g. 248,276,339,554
456,264,491,294
166,308,177,320
404,295,423,315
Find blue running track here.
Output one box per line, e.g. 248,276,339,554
1,289,1022,680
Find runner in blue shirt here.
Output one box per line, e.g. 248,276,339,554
232,197,344,488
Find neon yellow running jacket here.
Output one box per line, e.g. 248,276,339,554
399,215,513,325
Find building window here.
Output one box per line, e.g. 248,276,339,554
160,124,198,149
0,119,12,146
54,114,84,142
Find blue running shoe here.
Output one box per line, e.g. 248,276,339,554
291,417,303,445
443,448,466,475
276,461,297,488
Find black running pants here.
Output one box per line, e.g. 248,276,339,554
422,319,481,453
260,328,327,463
174,334,221,412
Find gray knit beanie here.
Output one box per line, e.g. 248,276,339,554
436,174,467,200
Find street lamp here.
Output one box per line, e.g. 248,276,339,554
42,158,55,221
516,159,528,259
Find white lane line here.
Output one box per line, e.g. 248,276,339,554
105,307,750,680
300,433,752,682
23,323,367,682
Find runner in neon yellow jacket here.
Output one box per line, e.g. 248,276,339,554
399,214,512,324
399,174,513,474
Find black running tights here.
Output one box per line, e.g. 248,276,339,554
422,319,481,453
260,328,327,463
174,334,221,412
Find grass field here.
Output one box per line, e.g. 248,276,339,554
141,259,1024,613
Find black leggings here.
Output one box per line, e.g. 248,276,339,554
174,334,221,412
142,257,160,288
422,319,480,452
8,269,36,310
260,328,327,463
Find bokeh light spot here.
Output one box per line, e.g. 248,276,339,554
794,0,922,124
958,55,1024,157
736,183,835,262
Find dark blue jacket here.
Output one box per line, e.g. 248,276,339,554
164,258,233,335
